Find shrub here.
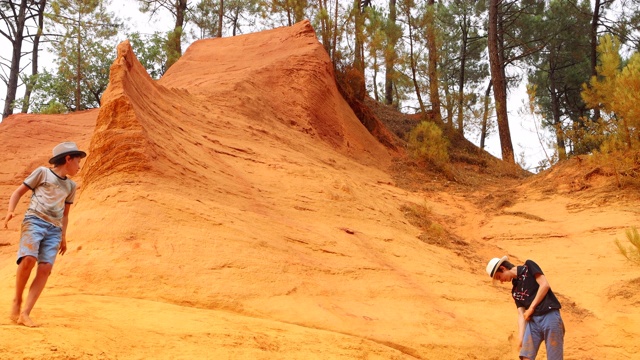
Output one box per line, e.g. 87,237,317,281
615,227,640,265
407,121,449,167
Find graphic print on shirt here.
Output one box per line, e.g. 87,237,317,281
512,265,530,301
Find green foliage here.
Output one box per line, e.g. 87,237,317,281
581,34,640,153
127,32,167,79
407,121,449,167
30,70,76,113
31,0,120,111
165,27,183,71
615,227,640,265
190,0,220,39
40,101,69,114
526,0,591,159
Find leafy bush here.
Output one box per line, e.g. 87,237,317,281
407,121,449,167
615,227,640,265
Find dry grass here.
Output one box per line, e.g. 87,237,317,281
400,202,469,251
615,227,640,265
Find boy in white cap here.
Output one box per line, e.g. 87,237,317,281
486,256,564,360
4,141,86,327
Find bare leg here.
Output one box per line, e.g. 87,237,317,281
17,262,53,327
12,256,36,323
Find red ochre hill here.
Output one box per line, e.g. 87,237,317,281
0,20,638,360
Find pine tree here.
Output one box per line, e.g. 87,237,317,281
32,0,120,112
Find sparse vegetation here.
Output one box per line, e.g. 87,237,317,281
407,121,449,168
400,202,467,250
615,227,640,265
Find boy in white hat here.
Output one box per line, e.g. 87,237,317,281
3,141,86,327
486,256,564,360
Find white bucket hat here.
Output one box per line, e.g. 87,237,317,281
486,255,509,281
49,141,87,164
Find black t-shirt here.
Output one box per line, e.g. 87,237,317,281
511,260,562,316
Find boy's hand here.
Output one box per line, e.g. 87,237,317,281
3,212,15,229
59,238,67,255
524,308,534,321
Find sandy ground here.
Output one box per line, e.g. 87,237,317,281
0,21,639,359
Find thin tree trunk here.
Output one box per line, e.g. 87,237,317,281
480,80,492,150
426,0,442,122
443,84,453,125
75,7,82,111
318,0,329,55
406,6,425,114
232,8,239,36
548,56,566,161
332,0,338,68
373,55,379,101
384,0,397,105
456,13,468,133
590,0,601,121
488,0,514,163
21,0,47,113
2,0,28,119
353,0,364,73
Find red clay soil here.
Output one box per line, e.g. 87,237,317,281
0,20,638,359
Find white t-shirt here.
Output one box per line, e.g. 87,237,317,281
23,167,77,227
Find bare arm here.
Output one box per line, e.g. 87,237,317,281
517,306,526,348
3,184,30,229
59,203,71,255
523,273,550,320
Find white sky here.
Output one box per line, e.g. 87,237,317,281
0,1,554,172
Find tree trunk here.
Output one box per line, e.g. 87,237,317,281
384,0,397,105
232,7,239,36
426,0,442,122
332,0,338,68
175,0,186,40
166,0,187,69
488,0,514,163
75,8,82,111
456,12,468,133
21,0,47,113
318,0,330,55
353,0,365,73
2,0,28,119
590,0,601,121
480,80,492,150
548,58,566,161
443,84,453,125
373,55,379,101
406,5,425,114
217,0,223,38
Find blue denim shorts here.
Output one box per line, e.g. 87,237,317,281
17,215,62,265
520,309,565,360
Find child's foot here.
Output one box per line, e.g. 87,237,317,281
10,302,20,323
17,312,37,327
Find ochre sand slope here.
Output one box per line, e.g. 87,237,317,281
1,21,639,359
